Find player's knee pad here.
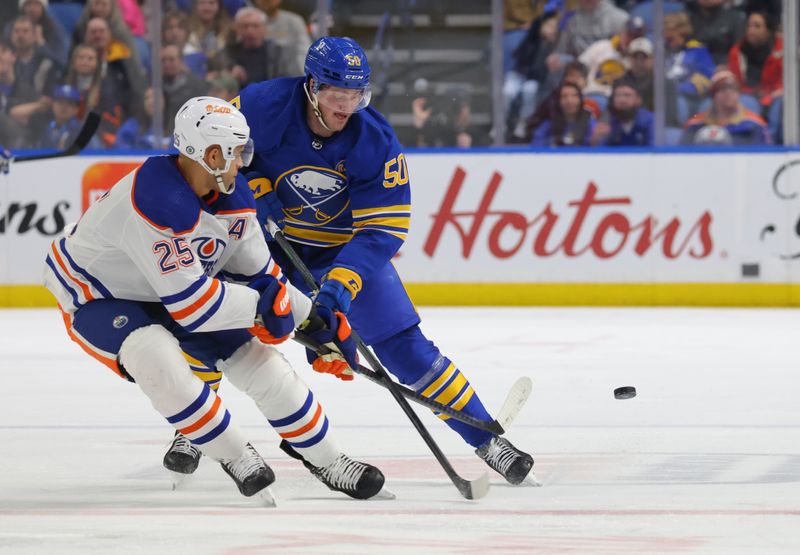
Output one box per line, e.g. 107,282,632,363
371,325,440,385
219,338,295,403
118,324,192,399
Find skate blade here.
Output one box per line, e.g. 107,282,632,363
522,471,542,487
255,487,277,508
371,487,396,500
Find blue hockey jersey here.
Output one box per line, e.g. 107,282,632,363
233,77,411,296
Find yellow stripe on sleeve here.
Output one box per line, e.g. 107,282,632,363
351,205,411,218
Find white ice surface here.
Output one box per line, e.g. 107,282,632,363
1,307,799,554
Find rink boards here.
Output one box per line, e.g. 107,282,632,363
3,149,800,306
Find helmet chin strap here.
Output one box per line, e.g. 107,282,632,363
200,158,235,194
304,81,334,133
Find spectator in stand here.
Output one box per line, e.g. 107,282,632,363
681,69,771,145
116,86,172,150
547,0,628,78
208,71,239,101
187,0,232,63
728,11,782,108
39,84,100,149
162,10,207,77
83,17,144,146
579,15,645,99
10,15,62,145
63,44,103,119
0,39,37,148
503,0,537,74
226,7,289,88
160,44,208,134
71,0,141,70
664,11,715,126
116,0,149,69
685,0,746,66
623,36,653,111
523,60,601,142
590,79,653,146
172,0,245,18
531,81,596,146
4,0,69,67
411,79,473,148
253,0,312,77
504,4,561,140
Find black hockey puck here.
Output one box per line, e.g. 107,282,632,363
614,386,636,399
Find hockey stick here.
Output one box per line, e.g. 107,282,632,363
267,218,489,500
293,330,532,435
13,112,101,163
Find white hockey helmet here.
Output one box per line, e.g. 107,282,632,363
173,96,254,193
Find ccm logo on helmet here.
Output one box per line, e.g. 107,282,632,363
345,75,364,80
206,104,232,114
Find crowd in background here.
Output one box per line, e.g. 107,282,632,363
0,0,789,151
0,0,312,151
503,0,784,147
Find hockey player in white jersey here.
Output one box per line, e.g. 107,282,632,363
43,97,386,503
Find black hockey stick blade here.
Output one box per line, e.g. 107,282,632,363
268,219,490,500
14,112,101,163
293,330,506,435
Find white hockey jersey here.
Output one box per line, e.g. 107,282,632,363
44,155,310,332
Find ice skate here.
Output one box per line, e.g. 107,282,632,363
163,432,201,489
280,440,393,500
221,443,277,506
475,436,537,486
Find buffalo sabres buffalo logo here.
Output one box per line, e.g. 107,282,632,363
275,165,349,224
191,237,227,274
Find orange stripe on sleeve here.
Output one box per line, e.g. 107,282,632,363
170,279,221,322
51,243,95,302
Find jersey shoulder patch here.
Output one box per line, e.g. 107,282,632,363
132,156,201,235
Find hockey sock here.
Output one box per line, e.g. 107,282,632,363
413,356,493,448
221,338,340,468
119,325,247,461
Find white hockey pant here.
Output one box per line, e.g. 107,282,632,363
118,324,247,462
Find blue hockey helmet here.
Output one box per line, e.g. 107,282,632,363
304,36,372,115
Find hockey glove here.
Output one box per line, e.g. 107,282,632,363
247,274,294,344
246,173,285,240
316,277,352,314
300,304,357,381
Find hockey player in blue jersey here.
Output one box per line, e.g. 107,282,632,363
45,96,387,502
232,37,534,485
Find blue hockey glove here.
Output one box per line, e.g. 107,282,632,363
316,277,352,314
247,274,294,344
246,173,285,240
300,304,357,381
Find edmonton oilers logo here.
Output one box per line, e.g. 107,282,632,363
278,166,348,224
191,237,227,274
112,315,129,329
